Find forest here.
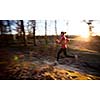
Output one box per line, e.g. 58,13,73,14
0,20,100,80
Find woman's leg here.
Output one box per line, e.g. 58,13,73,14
63,48,67,57
63,48,74,58
57,48,63,61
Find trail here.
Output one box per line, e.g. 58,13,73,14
0,45,100,80
11,46,100,77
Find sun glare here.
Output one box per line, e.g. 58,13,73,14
78,22,90,39
80,32,90,38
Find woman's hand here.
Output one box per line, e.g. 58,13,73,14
56,39,60,43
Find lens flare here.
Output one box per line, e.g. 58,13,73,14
14,55,19,61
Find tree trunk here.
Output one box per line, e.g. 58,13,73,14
55,20,57,36
0,20,3,34
7,20,12,34
32,20,36,46
20,20,27,46
0,20,6,34
83,20,94,37
45,20,48,45
88,24,93,37
54,20,58,44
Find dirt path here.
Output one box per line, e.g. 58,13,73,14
0,45,100,80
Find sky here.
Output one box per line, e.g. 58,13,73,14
34,20,100,36
35,20,67,36
8,20,100,36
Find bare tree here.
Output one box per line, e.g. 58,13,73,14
20,20,27,46
55,20,57,36
0,20,14,45
32,20,36,46
0,20,4,34
66,20,69,38
45,20,48,45
6,20,12,34
83,20,94,36
66,21,69,32
0,20,12,34
27,20,36,46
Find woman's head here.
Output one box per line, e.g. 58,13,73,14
61,31,66,35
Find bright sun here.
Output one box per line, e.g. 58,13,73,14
79,22,90,39
80,32,90,38
67,21,90,38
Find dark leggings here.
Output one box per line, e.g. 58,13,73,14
57,48,67,61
